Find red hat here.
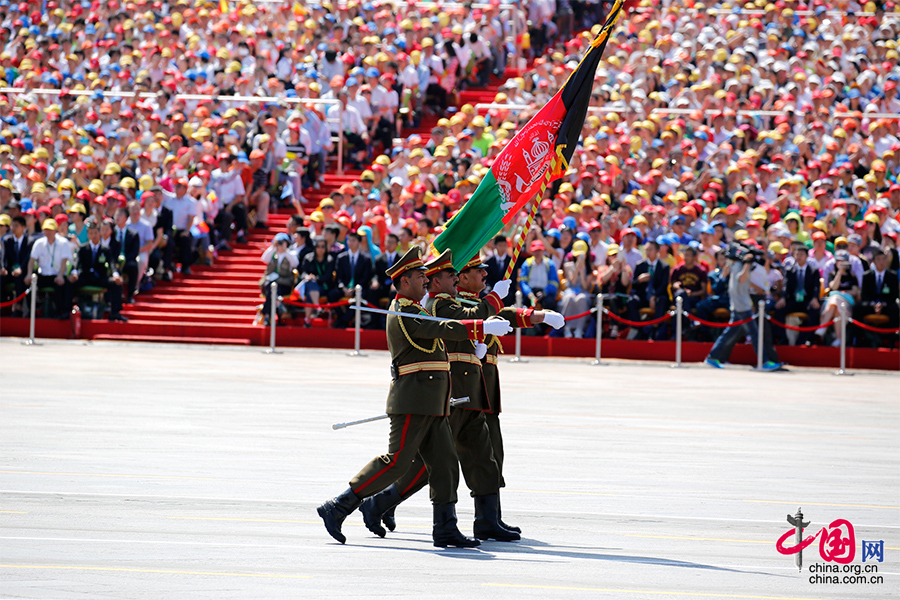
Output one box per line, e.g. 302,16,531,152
411,183,426,193
54,213,69,225
540,199,554,210
37,205,52,215
725,204,740,215
812,231,826,241
48,198,64,207
529,240,546,252
621,227,637,237
427,201,442,210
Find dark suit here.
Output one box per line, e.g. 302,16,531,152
333,250,374,326
485,253,518,307
108,227,141,301
859,268,899,327
372,251,399,307
777,262,821,344
2,234,32,306
95,240,128,316
628,259,669,340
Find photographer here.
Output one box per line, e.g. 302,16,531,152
705,243,782,370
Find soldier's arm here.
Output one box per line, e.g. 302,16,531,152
433,294,501,320
400,306,487,342
497,305,545,328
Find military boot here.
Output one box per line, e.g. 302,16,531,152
432,503,481,548
382,504,397,532
473,494,520,541
360,484,401,537
498,495,521,534
317,488,361,544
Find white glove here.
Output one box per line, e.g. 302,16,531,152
491,279,512,299
542,310,565,330
474,342,487,359
482,318,513,337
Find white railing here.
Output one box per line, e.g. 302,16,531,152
0,87,344,174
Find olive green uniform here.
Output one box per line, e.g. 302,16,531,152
388,289,507,500
348,295,488,504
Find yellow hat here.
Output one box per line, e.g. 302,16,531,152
559,182,575,194
121,177,136,189
607,243,620,255
42,218,58,231
572,240,589,257
67,203,87,214
31,182,46,194
864,213,880,224
768,241,788,255
734,229,749,240
139,175,154,191
88,180,105,195
566,203,583,214
0,214,11,226
309,210,324,223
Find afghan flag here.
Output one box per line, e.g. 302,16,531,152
433,0,627,271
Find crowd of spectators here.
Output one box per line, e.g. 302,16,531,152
0,0,898,350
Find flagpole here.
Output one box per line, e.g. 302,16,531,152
504,156,558,280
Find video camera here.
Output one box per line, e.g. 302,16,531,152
724,241,766,266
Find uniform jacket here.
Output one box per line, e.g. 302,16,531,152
3,234,32,272
385,295,486,416
76,242,114,286
425,290,504,411
783,262,820,310
860,268,899,310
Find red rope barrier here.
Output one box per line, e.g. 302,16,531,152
688,314,755,328
850,318,900,334
603,308,673,327
0,289,29,308
767,317,836,332
564,308,595,321
282,298,356,309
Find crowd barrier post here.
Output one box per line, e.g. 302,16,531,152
22,277,38,346
672,296,683,369
264,281,281,355
835,304,850,376
591,294,604,366
509,290,526,363
348,284,365,357
756,299,765,371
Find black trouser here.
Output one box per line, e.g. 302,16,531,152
425,83,447,113
122,260,138,301
148,248,162,276
374,117,395,155
214,210,234,245
1,272,27,307
164,230,193,271
76,275,109,318
37,274,72,318
627,294,670,340
392,407,501,501
261,282,293,319
774,301,820,345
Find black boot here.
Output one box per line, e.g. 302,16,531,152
360,484,401,538
473,494,520,541
317,487,361,544
382,504,396,532
498,496,521,534
433,503,481,548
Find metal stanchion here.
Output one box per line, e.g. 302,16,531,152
755,299,765,370
672,295,683,368
834,304,851,376
348,284,365,357
591,293,605,366
264,281,281,354
22,277,39,346
509,290,526,363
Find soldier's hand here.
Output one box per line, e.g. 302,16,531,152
542,310,565,330
474,342,488,359
492,279,512,299
483,318,513,337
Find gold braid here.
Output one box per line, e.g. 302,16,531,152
398,298,442,353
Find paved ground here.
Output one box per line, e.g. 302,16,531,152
1,338,898,600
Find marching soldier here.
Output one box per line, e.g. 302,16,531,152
360,252,564,538
316,246,514,548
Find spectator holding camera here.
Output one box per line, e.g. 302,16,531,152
705,245,781,370
259,233,299,327
817,249,861,348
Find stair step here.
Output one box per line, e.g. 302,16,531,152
93,334,253,345
126,302,258,312
142,286,262,296
132,294,261,305
119,311,255,324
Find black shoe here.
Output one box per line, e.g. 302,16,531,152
109,313,128,323
317,488,361,544
255,223,269,230
473,494,520,541
162,271,173,282
236,235,249,244
497,497,521,534
360,484,401,538
181,266,192,276
125,298,135,305
433,503,480,548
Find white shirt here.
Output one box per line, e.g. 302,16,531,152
261,245,299,269
161,191,199,230
128,217,154,251
30,235,73,276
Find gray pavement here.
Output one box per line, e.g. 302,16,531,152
1,338,898,600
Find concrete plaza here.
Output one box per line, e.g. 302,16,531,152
1,338,898,599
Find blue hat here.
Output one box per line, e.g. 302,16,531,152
596,131,609,140
345,77,359,87
710,220,725,228
700,224,715,235
562,216,577,230
383,27,395,36
694,131,709,141
671,215,685,224
651,139,664,148
20,199,33,211
846,88,860,99
23,139,34,152
545,228,561,240
366,67,380,78
274,232,291,244
576,232,591,244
